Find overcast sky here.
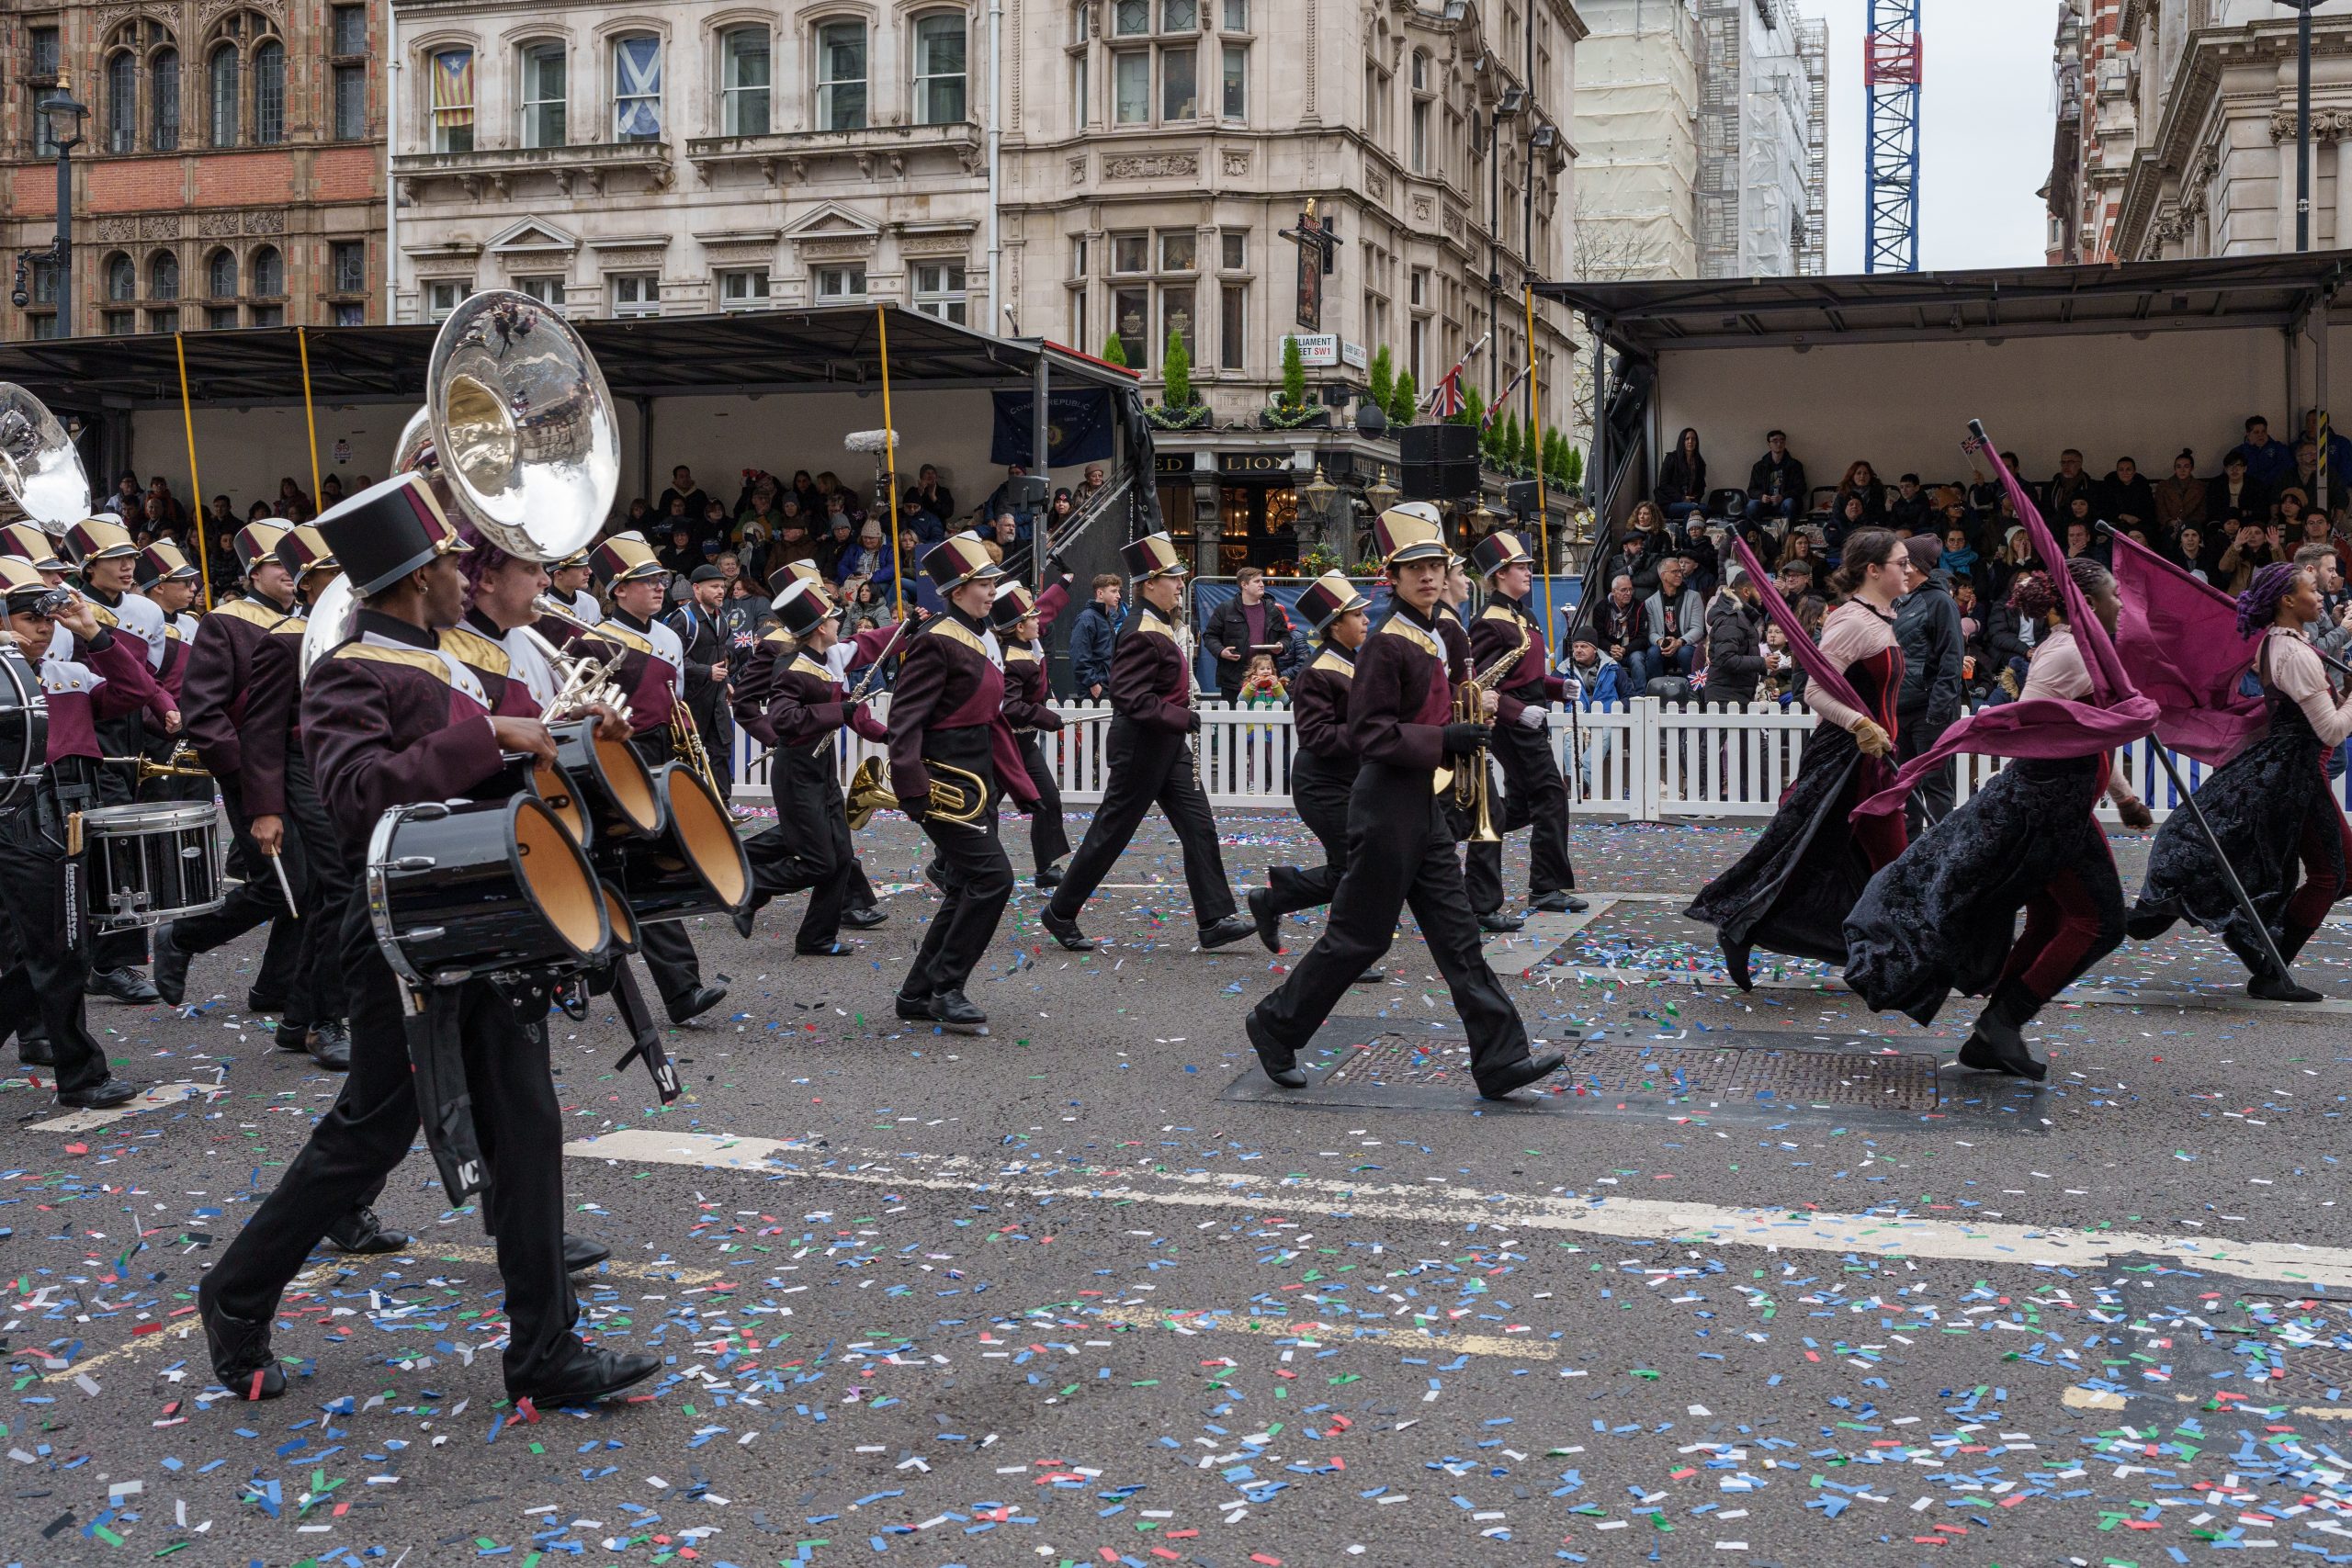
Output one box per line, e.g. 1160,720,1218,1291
1795,0,2060,274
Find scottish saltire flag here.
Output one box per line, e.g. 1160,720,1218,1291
614,37,663,140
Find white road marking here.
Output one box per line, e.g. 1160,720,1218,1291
1090,1303,1556,1361
27,1080,212,1133
564,1130,2352,1291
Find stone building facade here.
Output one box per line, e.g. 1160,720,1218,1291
383,0,1583,570
1,0,385,340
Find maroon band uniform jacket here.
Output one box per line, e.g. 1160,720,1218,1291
179,592,298,816
301,610,505,847
1469,597,1567,724
884,606,1037,810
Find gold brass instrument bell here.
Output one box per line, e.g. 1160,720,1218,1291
840,755,989,829
1436,636,1531,845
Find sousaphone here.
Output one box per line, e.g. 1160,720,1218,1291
0,381,90,535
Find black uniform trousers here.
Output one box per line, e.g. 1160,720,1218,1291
284,746,352,1026
0,788,115,1093
1251,761,1531,1082
1018,734,1070,870
1894,708,1955,839
746,746,854,948
1046,716,1236,931
199,892,576,1390
161,771,311,1019
626,729,710,1010
1464,715,1577,913
1263,750,1356,917
902,788,1012,1001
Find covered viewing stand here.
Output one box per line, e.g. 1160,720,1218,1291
1539,251,2352,525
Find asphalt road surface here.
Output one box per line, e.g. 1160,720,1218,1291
7,804,2352,1568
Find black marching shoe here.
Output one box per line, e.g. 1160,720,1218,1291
1244,1010,1308,1089
1477,1052,1566,1101
1035,862,1065,889
1531,892,1590,914
841,907,888,930
198,1292,286,1401
666,983,729,1025
152,922,190,1007
563,1234,613,1272
927,990,989,1034
1040,907,1096,952
86,966,160,1005
731,909,757,939
2249,970,2325,1004
893,990,935,1023
17,1025,54,1067
245,988,288,1016
1477,910,1525,934
1247,886,1283,954
1719,937,1755,992
273,1020,315,1055
510,1345,661,1408
1955,1012,2046,1081
325,1205,410,1255
796,940,855,957
1199,913,1257,951
56,1077,141,1110
307,1020,352,1072
1351,970,1388,987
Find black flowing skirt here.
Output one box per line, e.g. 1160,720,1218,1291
1686,722,1904,967
1843,755,2113,1024
2128,711,2340,955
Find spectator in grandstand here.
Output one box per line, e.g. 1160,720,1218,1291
2206,450,2268,525
1607,518,1664,600
2217,514,2282,593
1986,525,2041,606
2045,449,2094,520
1744,430,1808,527
1826,491,1871,552
1940,523,1988,598
2097,456,2157,532
1888,473,1935,535
2304,411,2352,491
1833,460,1888,525
2172,523,2212,583
2154,450,2208,533
1702,566,1768,708
1636,554,1706,690
1774,558,1826,628
2229,414,2297,493
1591,572,1651,674
1774,529,1827,596
1968,450,2028,515
1655,427,1707,525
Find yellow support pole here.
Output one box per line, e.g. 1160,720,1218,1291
297,325,323,514
1522,285,1552,641
173,333,214,610
876,305,906,620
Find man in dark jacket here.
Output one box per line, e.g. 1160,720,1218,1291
1701,570,1768,706
1204,568,1296,703
1605,530,1661,602
2096,456,2158,532
1068,572,1122,699
1745,432,1808,525
1587,573,1649,672
667,565,735,805
1891,535,1964,835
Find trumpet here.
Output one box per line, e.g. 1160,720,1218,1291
1433,637,1530,846
101,745,212,784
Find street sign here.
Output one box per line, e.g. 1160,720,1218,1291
1341,341,1368,370
1283,333,1340,368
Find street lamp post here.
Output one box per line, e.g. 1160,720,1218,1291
2279,0,2321,253
15,83,88,337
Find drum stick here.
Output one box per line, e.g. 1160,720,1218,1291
267,850,300,918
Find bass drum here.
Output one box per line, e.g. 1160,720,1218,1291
0,647,45,812
366,795,609,987
595,763,751,926
552,716,663,843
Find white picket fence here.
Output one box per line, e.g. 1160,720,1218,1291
725,697,2277,825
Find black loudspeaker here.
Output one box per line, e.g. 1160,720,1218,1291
1399,422,1478,501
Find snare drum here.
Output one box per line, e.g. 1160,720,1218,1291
0,648,45,813
594,763,751,926
80,800,226,931
366,795,610,987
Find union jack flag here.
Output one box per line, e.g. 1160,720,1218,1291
1420,332,1488,419
1483,366,1529,430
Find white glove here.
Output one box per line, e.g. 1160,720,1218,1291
1517,706,1545,730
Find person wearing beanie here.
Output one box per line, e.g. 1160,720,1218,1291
1892,530,1965,834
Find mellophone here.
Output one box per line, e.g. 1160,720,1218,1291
364,715,751,989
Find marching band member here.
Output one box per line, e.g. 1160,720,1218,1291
272,525,361,1073
1247,571,1375,957
548,549,601,625
886,536,1034,1033
742,578,889,953
1433,534,1521,935
1242,510,1563,1100
198,473,657,1407
63,517,176,1003
130,541,207,802
996,576,1073,886
159,523,352,1072
0,525,66,587
568,533,727,1024
1040,534,1254,953
0,561,150,1107
1464,530,1586,917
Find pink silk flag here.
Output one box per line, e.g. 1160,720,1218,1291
2103,528,2266,765
1851,428,2160,818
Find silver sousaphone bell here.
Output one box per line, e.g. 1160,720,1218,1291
0,381,91,535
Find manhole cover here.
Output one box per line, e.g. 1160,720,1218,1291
2285,1347,2352,1391
1319,1034,1942,1111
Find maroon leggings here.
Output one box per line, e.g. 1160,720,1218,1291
2283,800,2352,931
1994,864,2124,1010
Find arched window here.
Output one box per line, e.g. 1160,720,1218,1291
153,49,181,150
250,246,283,297
105,254,136,302
253,40,284,142
913,13,966,125
208,45,239,145
206,248,237,298
150,253,181,300
107,51,138,152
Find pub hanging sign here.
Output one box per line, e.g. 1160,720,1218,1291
1279,199,1342,333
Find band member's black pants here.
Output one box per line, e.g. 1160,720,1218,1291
1251,761,1531,1083
902,798,1011,1000
1263,750,1355,918
1019,735,1069,870
1046,717,1235,931
199,895,576,1391
747,749,853,948
1464,715,1577,913
285,747,352,1026
0,796,113,1093
163,772,311,1020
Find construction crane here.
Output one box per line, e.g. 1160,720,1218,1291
1864,0,1923,273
